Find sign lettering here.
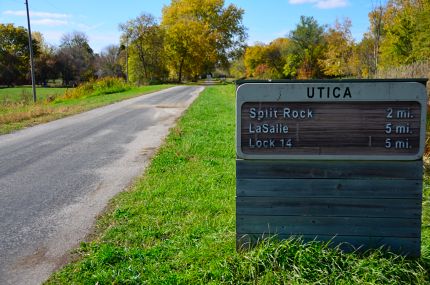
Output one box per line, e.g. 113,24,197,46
236,82,427,160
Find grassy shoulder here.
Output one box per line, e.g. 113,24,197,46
46,85,429,284
0,84,173,135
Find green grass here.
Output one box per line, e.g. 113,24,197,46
46,85,430,284
0,86,68,103
0,85,173,134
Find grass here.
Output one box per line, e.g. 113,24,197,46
46,85,430,284
0,85,173,134
0,86,67,103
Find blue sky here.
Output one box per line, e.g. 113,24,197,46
1,0,376,53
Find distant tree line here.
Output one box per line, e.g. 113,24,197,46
232,0,430,80
2,0,428,87
0,23,125,87
0,0,245,87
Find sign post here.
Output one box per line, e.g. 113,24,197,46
236,79,427,256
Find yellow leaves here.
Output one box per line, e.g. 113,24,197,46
319,18,354,77
162,0,245,81
244,44,266,77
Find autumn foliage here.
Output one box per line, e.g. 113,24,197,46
239,0,430,80
2,0,429,85
118,0,246,83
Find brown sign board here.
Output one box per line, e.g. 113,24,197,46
236,81,427,160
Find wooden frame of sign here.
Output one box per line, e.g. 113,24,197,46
236,79,427,256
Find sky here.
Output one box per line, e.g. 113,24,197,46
1,0,377,54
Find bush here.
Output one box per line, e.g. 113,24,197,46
92,77,130,96
60,77,131,100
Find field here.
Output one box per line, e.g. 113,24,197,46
46,85,430,284
0,86,67,103
0,85,173,134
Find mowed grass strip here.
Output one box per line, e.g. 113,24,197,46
0,85,172,134
47,85,430,284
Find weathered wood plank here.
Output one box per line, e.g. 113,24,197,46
236,81,426,256
236,234,420,256
236,215,420,238
237,178,422,198
236,197,421,218
236,160,423,180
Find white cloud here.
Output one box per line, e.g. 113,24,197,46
74,22,104,32
3,10,70,19
316,0,348,9
3,10,70,26
289,0,348,9
32,19,68,26
41,30,64,45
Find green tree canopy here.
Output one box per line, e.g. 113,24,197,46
33,32,58,85
0,23,39,86
120,13,167,84
288,16,326,79
380,0,430,67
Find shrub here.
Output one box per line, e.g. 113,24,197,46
92,77,130,96
62,82,94,99
60,77,131,100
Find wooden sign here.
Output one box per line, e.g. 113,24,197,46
236,81,427,160
236,79,427,256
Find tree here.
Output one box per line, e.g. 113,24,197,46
351,36,375,78
243,43,266,77
253,64,272,79
319,18,354,77
33,32,58,86
379,1,412,66
367,4,385,74
267,38,291,78
243,38,291,79
56,31,95,85
379,0,430,67
283,53,300,78
161,0,246,82
96,45,124,78
412,1,430,60
119,14,167,84
229,56,246,79
0,23,39,86
288,16,326,79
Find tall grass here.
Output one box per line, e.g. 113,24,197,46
375,60,430,97
376,60,430,79
223,237,429,284
60,77,131,100
0,105,62,125
0,89,66,130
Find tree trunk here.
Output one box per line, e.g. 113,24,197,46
178,57,185,83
